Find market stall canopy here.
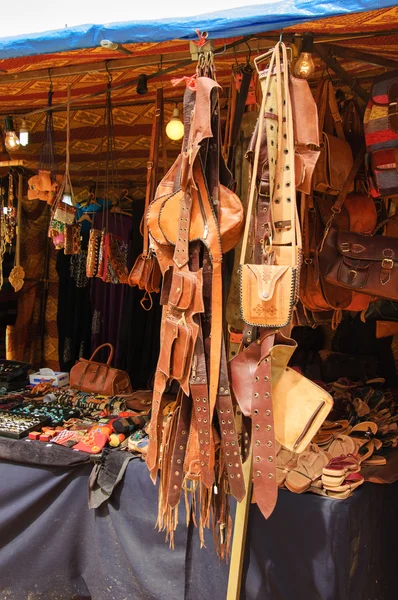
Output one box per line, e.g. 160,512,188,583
0,0,397,59
0,4,397,196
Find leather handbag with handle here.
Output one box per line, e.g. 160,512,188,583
239,43,301,329
312,79,354,195
70,343,132,395
128,87,166,303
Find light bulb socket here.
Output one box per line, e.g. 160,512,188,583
4,116,15,132
136,74,148,95
100,40,119,51
301,33,314,54
172,107,180,118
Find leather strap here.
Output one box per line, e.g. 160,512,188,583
143,88,165,255
332,145,366,213
167,392,192,507
228,64,253,172
251,333,277,518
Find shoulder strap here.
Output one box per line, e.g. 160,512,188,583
332,145,366,213
142,88,164,255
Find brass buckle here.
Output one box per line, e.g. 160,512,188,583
340,242,350,252
382,258,394,270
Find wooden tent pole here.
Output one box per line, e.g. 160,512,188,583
227,445,253,600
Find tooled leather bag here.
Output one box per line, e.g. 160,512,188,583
70,343,132,395
312,79,354,195
239,44,301,330
128,88,165,298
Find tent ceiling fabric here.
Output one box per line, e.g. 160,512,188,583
0,7,397,197
0,1,396,59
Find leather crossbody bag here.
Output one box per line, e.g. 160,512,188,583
239,44,301,329
70,343,132,395
312,79,354,195
128,88,165,301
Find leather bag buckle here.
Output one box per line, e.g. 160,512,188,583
382,258,394,270
340,242,350,253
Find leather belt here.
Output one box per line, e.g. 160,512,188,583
251,333,277,518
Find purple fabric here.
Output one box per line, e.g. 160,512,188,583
90,213,131,365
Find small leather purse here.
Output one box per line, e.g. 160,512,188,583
70,343,132,395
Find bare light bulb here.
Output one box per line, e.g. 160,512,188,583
166,107,184,141
294,52,315,79
19,119,29,147
4,116,20,152
5,131,20,152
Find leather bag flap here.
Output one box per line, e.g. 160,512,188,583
247,264,289,301
169,271,195,310
337,230,398,263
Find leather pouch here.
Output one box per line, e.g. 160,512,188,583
272,367,333,452
313,132,354,195
157,318,192,381
239,264,296,328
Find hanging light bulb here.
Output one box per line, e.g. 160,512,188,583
166,106,184,141
294,34,315,80
4,116,20,152
19,118,29,147
62,183,73,206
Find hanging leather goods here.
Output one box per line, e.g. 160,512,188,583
312,79,354,195
301,146,378,315
128,87,166,296
233,42,303,522
317,148,392,305
239,43,301,330
9,173,25,292
146,69,245,556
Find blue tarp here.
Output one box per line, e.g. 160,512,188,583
0,1,395,60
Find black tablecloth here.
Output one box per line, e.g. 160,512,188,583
0,449,397,600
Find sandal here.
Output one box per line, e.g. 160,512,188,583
322,453,360,477
276,444,298,487
328,434,357,457
285,444,330,494
325,473,364,496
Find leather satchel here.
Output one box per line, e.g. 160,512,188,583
312,80,354,195
321,225,398,301
70,343,132,395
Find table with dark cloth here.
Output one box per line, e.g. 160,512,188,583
0,446,397,600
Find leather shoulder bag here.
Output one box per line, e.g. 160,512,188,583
70,343,132,395
312,79,354,195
